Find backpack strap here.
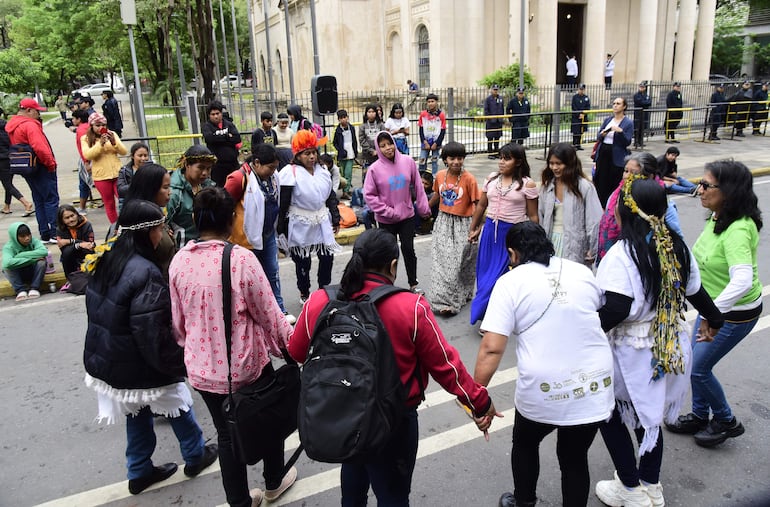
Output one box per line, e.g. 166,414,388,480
221,242,235,398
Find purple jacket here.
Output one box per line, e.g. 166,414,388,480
363,131,430,224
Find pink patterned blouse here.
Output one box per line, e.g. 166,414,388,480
169,240,292,394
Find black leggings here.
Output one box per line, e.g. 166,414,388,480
378,218,418,287
0,166,24,206
599,407,663,487
511,410,600,506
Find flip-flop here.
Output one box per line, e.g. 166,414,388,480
1,210,11,214
22,209,35,217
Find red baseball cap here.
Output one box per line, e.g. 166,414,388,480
19,98,47,111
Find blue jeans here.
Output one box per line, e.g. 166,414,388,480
125,405,205,480
691,314,760,421
340,409,418,507
666,176,696,194
24,169,60,240
254,230,287,313
3,259,46,293
418,147,441,175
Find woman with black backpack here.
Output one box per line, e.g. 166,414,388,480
289,228,498,506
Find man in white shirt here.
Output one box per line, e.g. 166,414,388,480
566,55,578,88
604,54,615,90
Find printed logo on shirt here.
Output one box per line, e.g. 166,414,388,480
388,174,407,192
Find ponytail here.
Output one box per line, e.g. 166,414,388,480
339,229,400,299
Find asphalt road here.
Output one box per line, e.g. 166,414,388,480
0,178,769,507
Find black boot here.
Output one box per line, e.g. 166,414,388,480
128,463,178,495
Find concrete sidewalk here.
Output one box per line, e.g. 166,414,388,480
1,111,769,298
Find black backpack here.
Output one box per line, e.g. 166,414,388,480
298,283,420,463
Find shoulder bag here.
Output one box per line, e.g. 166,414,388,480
219,242,303,467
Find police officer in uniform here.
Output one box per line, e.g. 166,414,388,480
665,82,683,143
484,84,505,157
728,81,753,137
751,82,768,135
571,83,590,150
506,87,531,145
632,81,652,149
708,83,727,141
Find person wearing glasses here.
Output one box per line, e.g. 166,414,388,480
666,160,763,448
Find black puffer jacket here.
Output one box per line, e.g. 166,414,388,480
84,254,185,389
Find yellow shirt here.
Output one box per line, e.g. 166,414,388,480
81,132,128,181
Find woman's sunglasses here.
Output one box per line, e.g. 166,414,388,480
697,180,719,190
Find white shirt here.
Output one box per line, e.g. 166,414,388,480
341,128,354,160
567,58,578,77
481,257,614,426
384,117,410,139
605,59,615,77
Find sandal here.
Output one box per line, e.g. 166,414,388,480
22,208,35,217
1,209,11,215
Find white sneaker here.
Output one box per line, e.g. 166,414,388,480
595,471,652,507
283,312,297,325
27,289,41,299
15,291,28,302
249,488,264,506
643,482,664,507
264,465,297,501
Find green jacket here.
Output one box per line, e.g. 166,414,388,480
167,168,215,246
2,222,48,270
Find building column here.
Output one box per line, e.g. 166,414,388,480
673,0,697,81
583,0,607,85
534,0,558,86
692,0,716,80
636,0,658,82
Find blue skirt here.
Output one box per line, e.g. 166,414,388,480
470,217,514,324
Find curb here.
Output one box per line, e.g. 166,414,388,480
0,272,67,299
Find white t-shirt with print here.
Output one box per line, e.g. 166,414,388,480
481,257,614,425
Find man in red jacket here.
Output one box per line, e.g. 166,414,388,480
5,98,60,242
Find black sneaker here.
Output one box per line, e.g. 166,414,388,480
184,443,218,477
694,417,745,447
665,413,708,434
128,462,178,494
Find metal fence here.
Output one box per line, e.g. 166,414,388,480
123,80,767,167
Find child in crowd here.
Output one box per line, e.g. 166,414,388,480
274,112,295,168
357,104,384,185
429,142,479,315
418,93,447,174
415,171,438,234
55,204,95,290
2,222,48,301
384,103,411,154
332,109,357,198
251,111,278,147
350,188,375,230
657,146,696,195
320,153,343,199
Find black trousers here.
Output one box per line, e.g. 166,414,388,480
198,389,286,507
599,407,663,487
512,410,600,507
378,218,418,287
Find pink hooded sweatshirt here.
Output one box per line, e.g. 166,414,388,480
363,131,430,224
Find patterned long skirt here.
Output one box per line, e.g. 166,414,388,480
429,212,478,314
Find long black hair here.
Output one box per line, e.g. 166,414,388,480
542,142,581,197
90,200,165,293
505,221,554,266
193,186,235,236
126,163,168,203
617,178,691,305
340,229,400,299
705,159,763,234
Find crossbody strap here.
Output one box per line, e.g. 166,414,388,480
222,243,235,399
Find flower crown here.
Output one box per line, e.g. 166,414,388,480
621,175,686,381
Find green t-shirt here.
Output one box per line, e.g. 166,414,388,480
692,215,761,306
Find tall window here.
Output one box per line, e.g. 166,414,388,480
276,49,284,92
260,54,267,92
417,25,430,88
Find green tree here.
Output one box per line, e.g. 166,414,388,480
479,62,536,90
0,46,46,93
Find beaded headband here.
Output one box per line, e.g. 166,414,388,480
175,152,217,170
117,216,166,235
621,176,685,380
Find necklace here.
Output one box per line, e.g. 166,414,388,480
444,169,462,189
495,174,516,197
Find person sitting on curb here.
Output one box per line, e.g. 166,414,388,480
657,146,696,196
2,222,48,301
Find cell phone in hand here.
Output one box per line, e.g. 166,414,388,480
100,127,109,135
